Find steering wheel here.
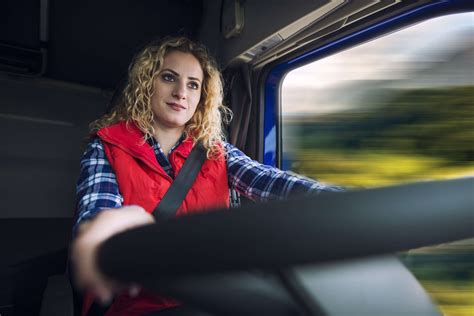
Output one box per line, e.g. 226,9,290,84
97,178,473,315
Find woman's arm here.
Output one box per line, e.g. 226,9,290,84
225,142,344,201
74,138,123,232
72,138,154,303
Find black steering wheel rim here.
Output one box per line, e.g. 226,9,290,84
99,177,473,282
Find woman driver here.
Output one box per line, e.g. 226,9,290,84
71,37,342,316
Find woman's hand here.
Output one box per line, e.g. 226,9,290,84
70,205,155,304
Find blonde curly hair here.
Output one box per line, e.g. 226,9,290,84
90,37,232,158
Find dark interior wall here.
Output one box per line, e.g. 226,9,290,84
0,0,41,47
0,76,109,219
0,75,110,314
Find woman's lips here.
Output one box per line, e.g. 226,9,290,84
166,102,186,111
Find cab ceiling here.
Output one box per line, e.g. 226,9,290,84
1,0,203,90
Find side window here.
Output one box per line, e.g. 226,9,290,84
281,13,473,316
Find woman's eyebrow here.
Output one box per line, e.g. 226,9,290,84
162,68,201,82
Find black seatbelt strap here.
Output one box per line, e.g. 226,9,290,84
153,142,206,221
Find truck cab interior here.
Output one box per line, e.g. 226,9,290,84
1,0,472,315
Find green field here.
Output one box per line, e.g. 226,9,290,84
290,149,474,188
402,240,474,316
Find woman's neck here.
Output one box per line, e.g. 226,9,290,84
153,125,185,157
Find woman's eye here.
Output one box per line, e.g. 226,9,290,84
188,81,200,90
162,73,175,82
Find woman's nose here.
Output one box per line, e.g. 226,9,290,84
172,82,186,99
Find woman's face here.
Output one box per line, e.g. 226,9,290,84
151,50,204,131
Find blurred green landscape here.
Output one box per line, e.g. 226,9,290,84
402,240,474,316
283,85,474,315
284,86,474,187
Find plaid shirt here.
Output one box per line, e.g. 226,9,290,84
75,137,342,229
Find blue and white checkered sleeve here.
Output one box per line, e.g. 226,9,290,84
74,137,123,230
225,142,343,202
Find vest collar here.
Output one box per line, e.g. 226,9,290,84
97,121,195,173
171,135,193,159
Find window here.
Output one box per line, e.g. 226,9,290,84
281,13,473,316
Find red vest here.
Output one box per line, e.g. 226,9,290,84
82,121,229,316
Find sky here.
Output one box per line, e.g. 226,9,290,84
282,12,473,95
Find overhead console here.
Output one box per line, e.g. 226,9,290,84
208,0,440,68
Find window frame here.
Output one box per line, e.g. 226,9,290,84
261,0,473,168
